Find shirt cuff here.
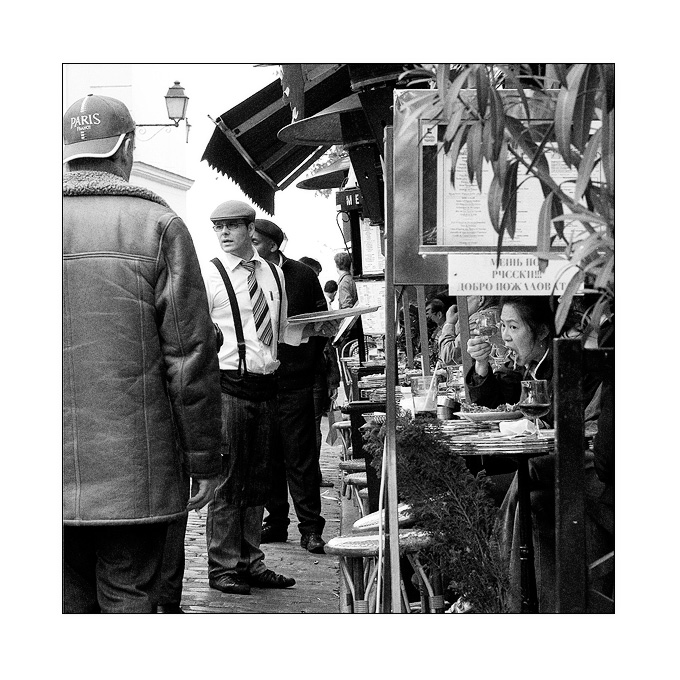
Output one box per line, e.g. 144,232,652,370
281,323,309,346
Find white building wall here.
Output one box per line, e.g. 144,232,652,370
63,64,193,218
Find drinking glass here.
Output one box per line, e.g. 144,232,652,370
476,309,499,342
518,380,551,437
411,375,438,415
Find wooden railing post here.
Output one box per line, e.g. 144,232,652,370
554,338,587,613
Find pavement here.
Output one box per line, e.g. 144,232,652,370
179,416,355,614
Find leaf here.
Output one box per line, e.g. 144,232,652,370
491,136,509,185
495,217,506,266
467,121,484,189
554,63,588,168
504,116,550,176
537,191,554,267
544,64,567,89
571,64,599,154
448,124,469,189
487,173,503,233
482,119,494,161
444,66,473,122
569,233,606,267
573,127,602,203
476,66,489,119
488,86,506,160
396,96,441,139
602,106,614,195
551,64,569,89
555,269,586,334
437,63,451,105
501,160,519,209
497,66,531,122
500,162,519,239
443,103,465,147
524,122,555,177
594,252,614,291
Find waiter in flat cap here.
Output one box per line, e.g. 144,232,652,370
202,200,338,595
251,219,328,555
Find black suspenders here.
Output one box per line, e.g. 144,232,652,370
211,257,283,375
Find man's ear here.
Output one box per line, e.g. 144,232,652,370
123,133,135,158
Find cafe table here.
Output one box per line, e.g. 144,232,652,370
437,421,559,613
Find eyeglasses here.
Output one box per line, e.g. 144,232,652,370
212,221,247,232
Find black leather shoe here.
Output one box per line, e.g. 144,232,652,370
261,524,288,543
157,603,184,613
247,569,295,589
209,575,251,595
301,533,326,554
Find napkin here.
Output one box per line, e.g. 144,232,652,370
499,419,537,436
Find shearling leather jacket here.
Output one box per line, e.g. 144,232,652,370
63,170,222,525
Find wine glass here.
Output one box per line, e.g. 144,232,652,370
476,309,499,343
518,380,551,437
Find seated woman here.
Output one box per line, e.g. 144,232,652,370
466,296,555,416
463,296,606,612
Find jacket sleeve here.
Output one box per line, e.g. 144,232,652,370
155,214,223,478
337,276,356,309
438,324,458,365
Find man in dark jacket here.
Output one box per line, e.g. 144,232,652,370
252,220,328,554
62,95,222,613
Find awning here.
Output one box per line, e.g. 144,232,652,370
201,65,352,214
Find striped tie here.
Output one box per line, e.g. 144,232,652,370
240,260,273,346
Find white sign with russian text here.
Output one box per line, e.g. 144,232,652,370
448,254,580,296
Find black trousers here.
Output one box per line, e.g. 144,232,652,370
63,522,168,613
156,512,189,606
264,385,325,536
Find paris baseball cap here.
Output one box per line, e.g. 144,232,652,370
63,94,136,164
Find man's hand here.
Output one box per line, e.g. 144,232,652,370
302,319,341,339
187,477,219,512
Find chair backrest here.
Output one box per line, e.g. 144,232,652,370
338,340,358,400
553,338,614,613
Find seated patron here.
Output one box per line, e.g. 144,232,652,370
463,296,608,613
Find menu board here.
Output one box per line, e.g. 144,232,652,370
359,219,385,274
355,279,385,335
420,120,600,253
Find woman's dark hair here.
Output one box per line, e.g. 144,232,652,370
323,279,338,293
499,296,556,342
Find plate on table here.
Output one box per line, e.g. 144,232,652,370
286,305,380,325
456,410,524,423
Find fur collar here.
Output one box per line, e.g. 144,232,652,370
63,170,170,209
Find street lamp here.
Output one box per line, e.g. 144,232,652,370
137,81,191,142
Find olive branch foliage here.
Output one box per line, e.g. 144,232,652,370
365,412,514,613
399,63,614,340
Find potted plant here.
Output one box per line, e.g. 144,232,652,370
365,411,516,613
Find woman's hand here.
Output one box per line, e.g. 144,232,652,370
467,336,492,377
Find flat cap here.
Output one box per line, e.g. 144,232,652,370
254,218,285,247
210,200,256,223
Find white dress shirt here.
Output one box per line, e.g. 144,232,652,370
203,248,305,374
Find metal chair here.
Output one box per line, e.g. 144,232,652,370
325,529,445,613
